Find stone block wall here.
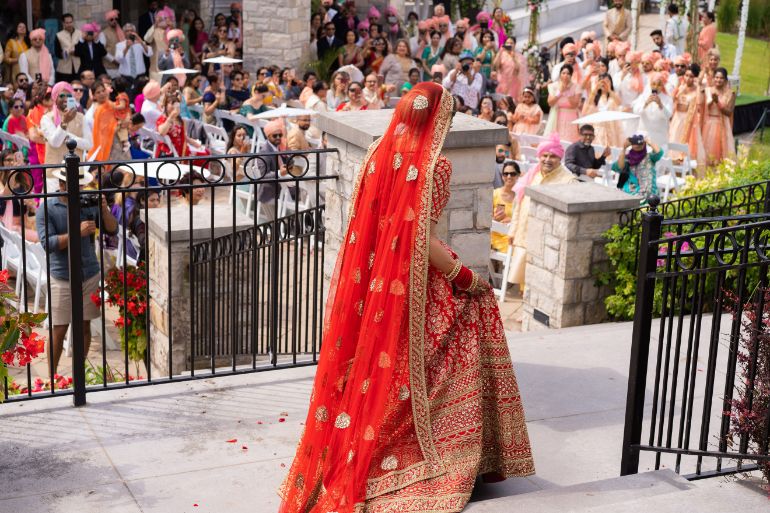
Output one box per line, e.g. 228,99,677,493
242,0,310,71
63,0,110,24
521,183,639,331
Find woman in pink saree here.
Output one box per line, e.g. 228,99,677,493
494,37,528,101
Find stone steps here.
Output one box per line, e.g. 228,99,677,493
537,10,606,48
507,0,602,39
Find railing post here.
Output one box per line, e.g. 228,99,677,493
620,195,663,475
64,139,86,407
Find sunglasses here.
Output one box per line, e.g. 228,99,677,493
109,17,118,22
12,104,24,109
581,132,595,137
348,87,361,93
58,93,72,99
674,64,686,68
269,133,283,138
73,87,83,92
502,172,518,177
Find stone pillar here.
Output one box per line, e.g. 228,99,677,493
242,0,311,71
520,183,639,331
145,206,254,377
63,0,111,24
318,110,508,294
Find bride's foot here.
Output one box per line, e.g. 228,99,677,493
481,472,506,483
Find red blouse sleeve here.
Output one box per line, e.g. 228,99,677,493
430,155,452,223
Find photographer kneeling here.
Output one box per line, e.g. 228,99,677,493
36,166,118,373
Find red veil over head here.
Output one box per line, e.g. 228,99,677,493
279,82,455,513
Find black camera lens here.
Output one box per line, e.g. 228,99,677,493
462,63,470,72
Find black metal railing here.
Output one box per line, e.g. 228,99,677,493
0,140,337,406
621,196,770,479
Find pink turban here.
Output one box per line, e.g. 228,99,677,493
105,9,120,21
51,82,75,126
29,28,45,40
143,80,161,101
650,72,668,87
385,5,398,16
456,17,470,29
166,29,185,42
579,31,592,41
358,20,370,30
368,6,381,19
537,132,565,158
561,43,577,56
81,23,100,35
417,20,427,30
264,119,284,137
616,41,631,56
476,10,491,22
628,51,642,63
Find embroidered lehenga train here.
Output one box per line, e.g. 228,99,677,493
278,82,534,513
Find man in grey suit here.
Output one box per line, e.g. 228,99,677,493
256,120,289,221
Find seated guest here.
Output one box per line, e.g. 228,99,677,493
491,160,519,253
239,84,270,136
226,69,250,110
124,189,161,262
564,124,611,179
613,133,663,202
179,170,206,206
336,81,368,111
0,149,38,242
156,92,203,157
226,125,251,180
140,80,163,130
201,74,225,125
507,134,578,288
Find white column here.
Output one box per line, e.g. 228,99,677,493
631,0,640,50
659,0,668,29
732,0,750,79
708,0,717,11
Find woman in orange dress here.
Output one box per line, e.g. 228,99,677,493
702,67,735,166
697,12,717,64
494,37,528,101
545,63,580,142
669,63,706,170
699,48,721,88
279,83,534,513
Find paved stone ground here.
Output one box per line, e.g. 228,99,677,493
1,320,766,512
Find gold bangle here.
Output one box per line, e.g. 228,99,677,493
468,271,479,293
446,259,462,281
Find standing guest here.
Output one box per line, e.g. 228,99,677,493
668,55,689,94
379,39,416,93
124,190,160,262
582,74,624,147
489,7,507,48
114,24,152,95
698,12,717,64
156,93,203,157
669,63,706,168
613,134,662,201
443,53,483,110
420,30,444,80
40,82,92,177
409,20,428,57
84,81,109,137
256,120,289,221
493,144,510,187
338,30,364,69
432,4,454,36
100,10,126,79
158,30,191,86
317,22,343,74
78,70,96,109
491,160,519,253
477,95,495,122
650,29,677,60
144,9,171,83
336,81,368,111
138,0,161,42
75,24,107,78
201,25,236,75
702,67,735,166
564,124,611,179
664,4,689,56
326,70,350,110
227,2,243,49
440,36,463,72
70,80,85,112
54,14,81,83
551,43,582,84
4,22,29,84
334,2,361,42
110,173,146,227
201,74,225,125
603,0,632,45
140,80,163,130
19,28,55,86
494,37,527,100
13,73,30,103
3,96,28,156
363,36,387,75
617,51,644,108
356,19,371,49
700,48,721,87
188,17,209,65
287,115,312,152
383,5,404,49
299,72,317,105
632,72,673,147
0,85,14,125
511,87,543,135
474,30,496,80
362,73,385,109
306,81,329,113
88,82,130,162
239,84,270,136
454,17,478,52
545,64,580,142
36,166,117,374
25,89,51,190
508,133,578,287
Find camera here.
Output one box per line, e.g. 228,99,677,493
79,195,99,210
129,34,136,41
651,89,658,95
462,63,470,72
169,42,179,50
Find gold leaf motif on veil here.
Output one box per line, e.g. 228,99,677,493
368,161,375,174
393,152,403,170
356,300,364,316
378,352,391,368
398,385,410,401
353,268,361,284
368,252,375,269
369,277,383,292
334,412,351,429
389,279,405,296
349,231,357,244
347,450,355,463
390,236,399,251
360,378,370,394
381,455,399,471
373,310,384,323
406,165,418,182
315,406,329,422
404,207,415,221
364,425,375,440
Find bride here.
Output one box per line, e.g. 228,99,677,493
278,82,534,513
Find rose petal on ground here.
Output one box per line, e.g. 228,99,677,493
226,439,237,443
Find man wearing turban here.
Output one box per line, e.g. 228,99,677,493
506,133,578,287
99,9,126,79
39,82,92,176
255,119,290,221
74,23,108,77
19,28,55,86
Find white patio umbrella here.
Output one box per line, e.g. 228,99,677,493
572,111,640,124
254,103,318,119
160,67,199,75
202,56,243,65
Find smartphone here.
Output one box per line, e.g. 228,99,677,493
66,97,78,110
35,73,42,82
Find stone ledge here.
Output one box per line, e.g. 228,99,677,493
147,207,254,243
318,110,508,150
526,182,640,214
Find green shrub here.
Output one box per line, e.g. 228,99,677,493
717,0,739,32
746,0,770,37
595,157,770,321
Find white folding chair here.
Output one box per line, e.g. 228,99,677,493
517,133,545,148
202,123,228,155
187,104,204,119
25,242,48,314
489,221,513,304
137,127,178,157
519,146,539,163
656,157,686,201
116,229,140,269
665,142,696,178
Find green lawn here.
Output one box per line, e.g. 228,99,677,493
715,32,770,96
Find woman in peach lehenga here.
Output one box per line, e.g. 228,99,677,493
582,73,624,148
545,63,580,142
494,37,529,101
702,67,735,166
278,82,534,513
512,87,543,136
669,63,707,172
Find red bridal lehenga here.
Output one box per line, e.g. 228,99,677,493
278,82,534,513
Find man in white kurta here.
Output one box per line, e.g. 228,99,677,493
664,4,689,56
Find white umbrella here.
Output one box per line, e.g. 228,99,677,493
254,103,317,119
337,64,364,83
160,67,199,75
572,111,640,125
0,87,7,92
202,56,243,65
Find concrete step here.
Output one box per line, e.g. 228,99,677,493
507,0,602,40
465,469,694,512
537,11,606,48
